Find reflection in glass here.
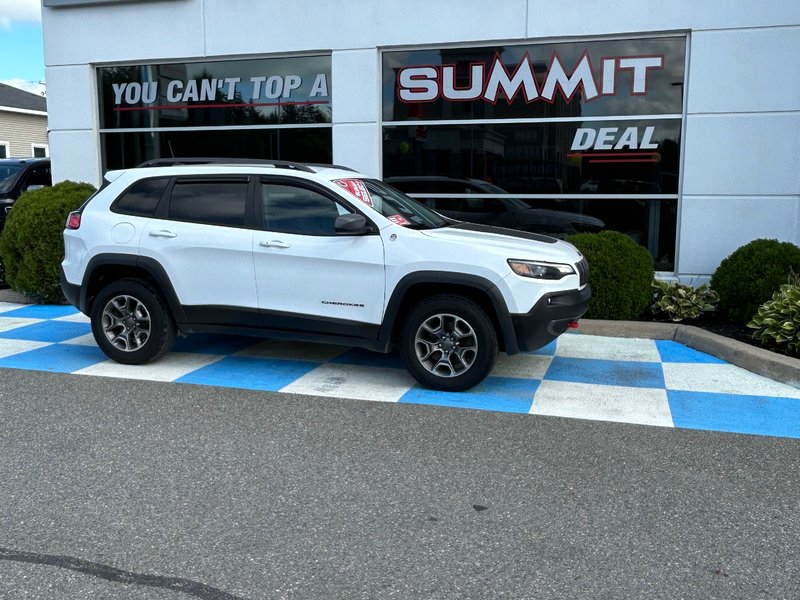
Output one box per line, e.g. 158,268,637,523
101,129,333,171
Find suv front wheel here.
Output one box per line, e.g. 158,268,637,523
401,295,498,391
90,278,176,364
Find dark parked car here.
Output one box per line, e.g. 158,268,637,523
385,176,604,237
0,158,52,286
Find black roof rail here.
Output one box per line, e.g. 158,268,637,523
135,157,316,173
303,163,358,172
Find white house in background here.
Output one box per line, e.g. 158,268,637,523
0,83,48,159
39,0,800,281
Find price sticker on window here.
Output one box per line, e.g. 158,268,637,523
334,178,373,207
387,214,411,226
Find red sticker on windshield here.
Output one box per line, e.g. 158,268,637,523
334,178,373,207
387,214,410,226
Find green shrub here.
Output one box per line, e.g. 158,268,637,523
650,280,719,322
747,273,800,356
567,230,654,320
0,181,96,303
710,239,800,325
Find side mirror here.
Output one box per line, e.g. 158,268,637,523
335,213,372,235
25,185,45,192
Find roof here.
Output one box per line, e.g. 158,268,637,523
0,82,47,113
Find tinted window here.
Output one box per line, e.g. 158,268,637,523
262,183,349,235
112,177,169,217
24,165,52,188
168,178,248,227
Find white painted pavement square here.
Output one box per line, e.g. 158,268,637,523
490,353,552,379
662,363,800,399
281,363,417,402
0,317,42,333
531,379,674,427
557,333,661,362
53,312,91,324
74,352,226,382
0,338,51,359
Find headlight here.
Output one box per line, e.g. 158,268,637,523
508,259,575,280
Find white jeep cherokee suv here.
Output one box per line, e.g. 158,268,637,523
61,160,590,391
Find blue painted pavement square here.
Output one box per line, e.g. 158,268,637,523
400,376,539,414
655,340,726,364
0,305,81,319
176,355,320,391
668,390,800,439
0,320,91,343
0,343,107,373
544,356,666,389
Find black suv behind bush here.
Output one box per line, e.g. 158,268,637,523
0,158,52,285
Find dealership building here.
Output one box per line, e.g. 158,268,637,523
41,0,799,281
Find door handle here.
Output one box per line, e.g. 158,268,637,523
149,230,177,238
259,240,290,249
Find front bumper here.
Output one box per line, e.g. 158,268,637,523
510,285,591,352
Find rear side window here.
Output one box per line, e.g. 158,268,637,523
167,178,249,228
112,177,169,217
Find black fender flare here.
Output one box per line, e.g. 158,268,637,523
378,271,519,354
79,253,188,323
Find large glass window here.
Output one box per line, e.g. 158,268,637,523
101,128,332,172
98,55,333,171
382,36,685,271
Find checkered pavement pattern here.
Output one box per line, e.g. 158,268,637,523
1,302,798,439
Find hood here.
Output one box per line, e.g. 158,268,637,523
420,222,584,263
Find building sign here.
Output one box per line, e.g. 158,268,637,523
383,37,685,121
98,55,332,129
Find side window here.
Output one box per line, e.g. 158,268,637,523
168,178,248,227
262,183,350,236
24,165,52,189
112,177,169,217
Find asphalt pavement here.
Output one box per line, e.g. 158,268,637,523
0,368,798,599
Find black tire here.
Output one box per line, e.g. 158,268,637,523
400,294,498,391
90,278,176,365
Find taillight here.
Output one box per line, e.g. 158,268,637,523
66,211,81,229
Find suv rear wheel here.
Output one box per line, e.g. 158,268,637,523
90,278,176,364
401,295,498,391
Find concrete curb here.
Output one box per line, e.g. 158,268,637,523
1,287,797,390
578,319,800,390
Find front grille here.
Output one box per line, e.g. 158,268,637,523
576,257,589,287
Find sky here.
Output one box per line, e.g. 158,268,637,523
0,0,46,96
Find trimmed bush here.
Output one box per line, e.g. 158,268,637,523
0,181,96,303
567,230,654,320
650,279,719,322
710,238,800,325
747,273,800,356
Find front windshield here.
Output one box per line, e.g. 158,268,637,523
343,178,449,230
0,165,22,193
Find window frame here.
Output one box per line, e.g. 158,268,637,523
153,175,257,230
